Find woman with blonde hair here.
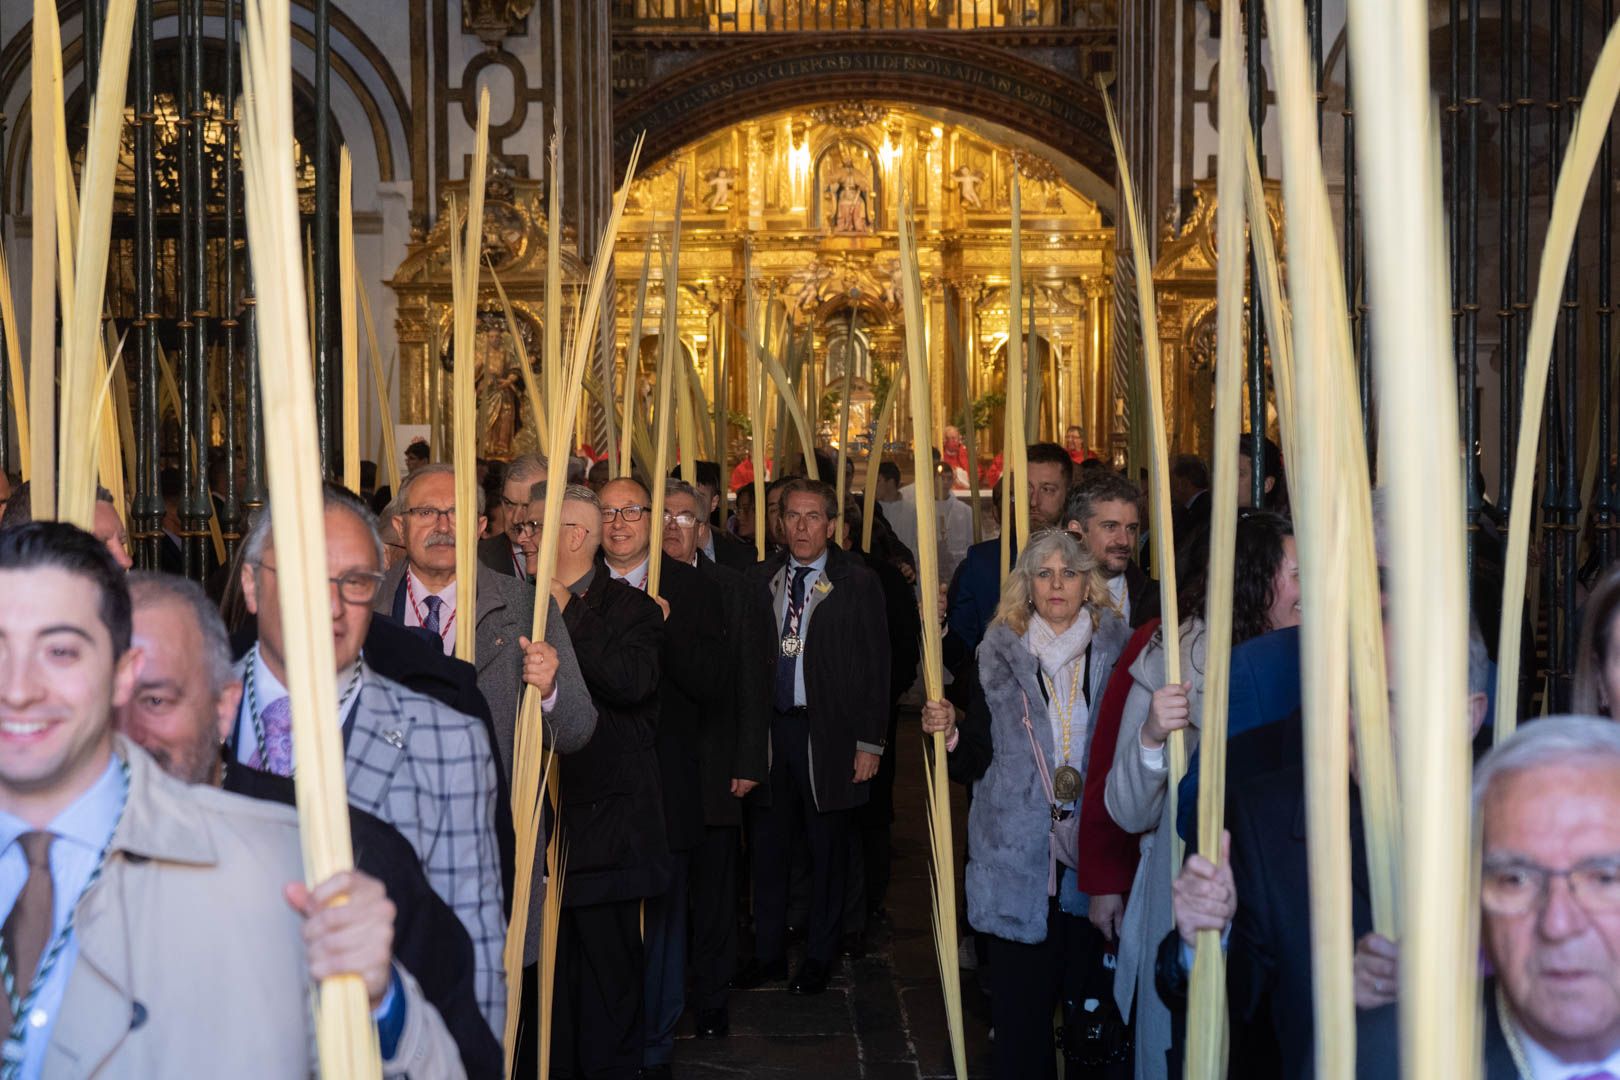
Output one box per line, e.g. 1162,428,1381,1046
925,527,1130,1078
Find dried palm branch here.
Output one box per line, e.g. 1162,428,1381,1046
449,90,492,667
238,0,379,1070
1000,176,1026,581
489,263,549,453
1348,1,1480,1072
745,254,768,559
620,233,655,477
834,311,858,546
339,147,360,493
0,235,29,480
544,122,564,419
898,184,966,1079
648,173,685,600
502,132,645,1077
861,359,903,553
27,0,61,520
1494,18,1620,736
1098,77,1184,868
356,268,400,493
1260,1,1359,1074
1186,1,1246,1071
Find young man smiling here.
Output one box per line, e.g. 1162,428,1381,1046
0,521,459,1075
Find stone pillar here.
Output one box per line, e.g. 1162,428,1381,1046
1085,275,1112,455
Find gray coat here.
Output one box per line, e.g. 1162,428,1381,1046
1104,622,1206,1080
965,610,1128,944
376,561,596,966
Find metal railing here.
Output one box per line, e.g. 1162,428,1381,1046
611,0,1116,32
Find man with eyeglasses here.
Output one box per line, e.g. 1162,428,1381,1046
382,463,535,763
659,479,770,1041
597,477,727,1076
1345,715,1620,1077
1159,621,1492,1076
479,452,548,582
238,484,509,1038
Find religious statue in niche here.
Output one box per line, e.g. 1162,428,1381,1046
950,165,985,209
703,166,736,211
825,161,873,235
475,319,523,459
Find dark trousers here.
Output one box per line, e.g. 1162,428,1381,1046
985,901,1097,1080
751,708,851,967
689,824,740,1011
641,851,688,1066
552,899,645,1080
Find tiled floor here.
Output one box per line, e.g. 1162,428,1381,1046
673,713,995,1078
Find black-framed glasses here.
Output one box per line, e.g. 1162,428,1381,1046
401,505,457,526
258,561,386,606
1481,855,1620,917
664,511,699,529
601,505,650,523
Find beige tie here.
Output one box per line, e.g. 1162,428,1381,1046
0,832,54,1032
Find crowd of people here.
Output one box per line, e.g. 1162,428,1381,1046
0,429,1616,1079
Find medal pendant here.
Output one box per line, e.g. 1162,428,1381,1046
781,634,803,658
1052,765,1083,804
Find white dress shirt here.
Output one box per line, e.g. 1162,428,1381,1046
402,569,459,655
776,550,829,708
607,557,651,592
1109,573,1130,624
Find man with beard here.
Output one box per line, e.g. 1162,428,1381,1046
946,441,1075,654
1063,470,1159,629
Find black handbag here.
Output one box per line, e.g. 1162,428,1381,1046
1062,939,1132,1074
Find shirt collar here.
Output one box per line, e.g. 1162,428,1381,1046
0,756,126,858
407,567,457,605
607,556,651,590
789,549,830,574
567,564,596,597
248,646,367,717
700,532,716,562
1108,574,1126,601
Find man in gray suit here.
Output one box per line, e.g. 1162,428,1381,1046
236,484,509,1038
380,463,538,759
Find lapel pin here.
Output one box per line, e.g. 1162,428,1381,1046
382,729,405,749
813,578,833,595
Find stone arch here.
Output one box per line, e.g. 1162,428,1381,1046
613,32,1117,204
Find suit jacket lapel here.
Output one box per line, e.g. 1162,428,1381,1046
473,569,506,673
378,560,408,622
47,866,135,1076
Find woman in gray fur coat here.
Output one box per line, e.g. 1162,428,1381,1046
930,528,1129,1079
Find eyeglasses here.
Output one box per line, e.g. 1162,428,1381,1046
401,506,457,526
601,505,650,524
512,519,543,537
1481,855,1620,917
257,561,386,605
664,511,699,529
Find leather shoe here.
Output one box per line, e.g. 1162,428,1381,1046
788,959,830,995
730,956,787,990
695,1007,730,1039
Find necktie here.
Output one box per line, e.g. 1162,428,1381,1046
255,696,294,776
422,593,445,636
773,566,812,713
0,832,55,1032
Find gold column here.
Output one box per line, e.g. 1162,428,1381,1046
1085,275,1112,455
927,275,947,450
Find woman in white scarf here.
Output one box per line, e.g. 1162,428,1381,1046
935,529,1130,1079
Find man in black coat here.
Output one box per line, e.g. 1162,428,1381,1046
1062,470,1161,629
662,480,772,1039
117,572,501,1077
537,481,669,1080
597,477,729,1075
686,461,759,572
839,496,921,949
477,452,549,581
734,478,891,995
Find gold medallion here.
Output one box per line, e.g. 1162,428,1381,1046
1053,764,1082,804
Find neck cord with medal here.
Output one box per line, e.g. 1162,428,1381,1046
1041,660,1085,803
0,757,131,1077
405,572,458,645
780,564,813,658
243,644,365,767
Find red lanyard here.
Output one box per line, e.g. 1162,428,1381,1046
405,573,457,643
